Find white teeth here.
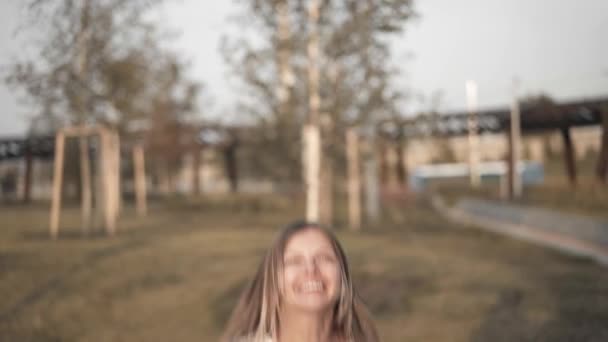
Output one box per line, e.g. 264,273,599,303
300,281,323,292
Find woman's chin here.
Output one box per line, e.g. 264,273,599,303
289,297,335,313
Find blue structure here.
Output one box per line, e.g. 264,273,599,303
409,161,544,192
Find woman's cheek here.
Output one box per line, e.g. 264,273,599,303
283,267,297,288
320,263,339,282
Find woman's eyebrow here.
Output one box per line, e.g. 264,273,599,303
283,252,302,258
284,248,334,257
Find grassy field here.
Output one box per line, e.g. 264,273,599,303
1,195,608,341
435,153,608,220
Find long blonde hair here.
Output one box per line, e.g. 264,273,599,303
221,221,379,342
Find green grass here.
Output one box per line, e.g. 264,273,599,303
1,195,608,341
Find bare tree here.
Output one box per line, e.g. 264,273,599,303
5,0,204,199
223,0,415,191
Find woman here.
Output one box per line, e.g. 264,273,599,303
222,220,379,342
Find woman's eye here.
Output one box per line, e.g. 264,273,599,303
284,257,302,265
318,254,336,263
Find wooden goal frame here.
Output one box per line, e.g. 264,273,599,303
49,125,121,238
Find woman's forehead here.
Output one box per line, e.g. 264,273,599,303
283,228,335,253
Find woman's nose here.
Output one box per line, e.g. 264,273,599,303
303,258,320,274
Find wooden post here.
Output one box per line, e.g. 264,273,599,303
133,144,147,216
304,124,321,222
50,131,66,239
596,109,608,184
79,135,92,233
561,126,577,187
346,129,361,230
466,80,481,188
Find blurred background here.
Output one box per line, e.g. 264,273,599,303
1,0,607,341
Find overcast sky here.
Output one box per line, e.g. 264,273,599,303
1,0,607,136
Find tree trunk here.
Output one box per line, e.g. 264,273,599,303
506,125,515,200
319,153,333,226
100,129,116,236
192,148,201,195
378,142,388,189
79,135,92,233
157,160,170,195
224,143,239,193
364,153,380,223
133,144,147,216
113,131,121,215
385,144,400,192
23,142,33,203
50,132,66,239
303,125,321,222
276,0,294,118
596,110,608,184
346,129,361,230
304,0,321,222
396,141,407,189
561,127,577,187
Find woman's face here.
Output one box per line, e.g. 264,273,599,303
280,228,341,313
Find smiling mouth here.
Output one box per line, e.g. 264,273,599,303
297,280,324,293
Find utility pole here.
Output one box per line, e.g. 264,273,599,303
466,80,481,188
509,79,523,198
